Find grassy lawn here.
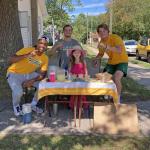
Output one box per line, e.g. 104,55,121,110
83,44,98,57
129,57,150,69
0,135,150,150
122,77,150,101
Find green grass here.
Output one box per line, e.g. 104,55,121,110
129,57,150,69
122,77,150,101
0,135,150,150
84,45,108,67
83,45,98,58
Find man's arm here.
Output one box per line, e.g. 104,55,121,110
84,61,88,75
32,70,47,82
105,44,122,53
98,36,123,54
22,70,47,88
23,54,48,88
95,52,102,59
92,43,104,67
8,54,29,64
8,50,36,64
47,41,64,55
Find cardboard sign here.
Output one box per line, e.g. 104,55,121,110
93,104,139,135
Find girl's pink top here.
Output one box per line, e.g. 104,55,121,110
70,63,86,75
69,62,89,109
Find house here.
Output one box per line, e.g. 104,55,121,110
88,32,100,47
18,0,48,47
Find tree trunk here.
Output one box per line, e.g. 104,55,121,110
0,0,23,67
31,0,38,46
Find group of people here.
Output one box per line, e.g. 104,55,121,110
7,23,128,116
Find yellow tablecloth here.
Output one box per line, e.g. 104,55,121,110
37,79,119,103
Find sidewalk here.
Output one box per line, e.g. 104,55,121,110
128,63,150,90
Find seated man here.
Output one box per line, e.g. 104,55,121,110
7,37,49,116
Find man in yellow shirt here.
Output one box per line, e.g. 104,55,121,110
94,24,128,102
7,38,49,116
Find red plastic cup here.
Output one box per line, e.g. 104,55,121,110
49,72,56,82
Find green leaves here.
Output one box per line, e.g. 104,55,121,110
45,0,149,42
44,0,81,32
107,0,150,40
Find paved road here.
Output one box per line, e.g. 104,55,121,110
128,62,150,90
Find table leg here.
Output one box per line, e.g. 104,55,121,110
45,96,51,117
79,96,82,127
74,96,78,127
45,96,48,113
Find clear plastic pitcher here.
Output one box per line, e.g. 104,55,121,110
56,69,65,81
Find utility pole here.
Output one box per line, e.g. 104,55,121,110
86,13,89,45
90,17,93,46
91,17,93,33
109,0,113,33
52,18,55,45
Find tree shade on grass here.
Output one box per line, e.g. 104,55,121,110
0,135,150,150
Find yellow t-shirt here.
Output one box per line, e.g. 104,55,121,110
98,34,128,65
7,47,49,74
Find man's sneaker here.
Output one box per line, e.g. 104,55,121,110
13,105,23,116
32,105,43,114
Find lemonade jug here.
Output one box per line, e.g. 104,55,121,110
56,69,65,81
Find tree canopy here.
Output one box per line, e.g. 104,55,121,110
44,0,81,32
44,0,150,42
107,0,150,40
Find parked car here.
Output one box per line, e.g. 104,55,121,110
136,37,150,63
124,40,137,55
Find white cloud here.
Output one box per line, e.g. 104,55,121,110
88,11,106,15
69,11,106,16
75,3,105,9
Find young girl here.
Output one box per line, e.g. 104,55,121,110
68,47,89,110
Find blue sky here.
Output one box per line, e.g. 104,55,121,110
69,0,108,16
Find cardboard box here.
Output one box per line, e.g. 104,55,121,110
93,104,139,135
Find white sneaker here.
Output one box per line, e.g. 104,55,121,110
32,106,43,114
13,105,23,116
